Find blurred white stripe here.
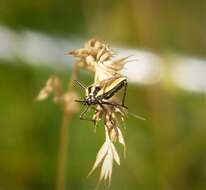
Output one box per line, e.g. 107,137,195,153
171,57,206,93
0,25,205,93
119,49,164,85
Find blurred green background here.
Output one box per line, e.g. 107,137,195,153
0,0,205,190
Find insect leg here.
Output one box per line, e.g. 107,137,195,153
121,80,127,106
79,106,95,124
97,100,105,110
101,101,128,109
79,105,89,119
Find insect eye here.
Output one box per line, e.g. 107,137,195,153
94,86,101,93
96,86,101,91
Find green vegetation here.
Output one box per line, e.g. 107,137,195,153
0,61,205,190
0,0,205,56
0,0,205,189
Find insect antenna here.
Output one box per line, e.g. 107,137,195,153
75,99,85,103
75,99,87,106
73,80,87,90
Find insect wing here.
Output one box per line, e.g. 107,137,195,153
96,76,127,99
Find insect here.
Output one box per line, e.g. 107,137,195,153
74,76,128,122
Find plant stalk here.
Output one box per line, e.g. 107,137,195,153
56,63,79,190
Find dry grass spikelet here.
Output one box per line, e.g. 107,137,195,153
67,39,131,186
67,38,130,83
36,76,79,114
88,103,127,187
37,38,131,189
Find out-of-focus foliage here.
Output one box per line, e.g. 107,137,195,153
0,0,205,56
0,0,205,190
0,61,205,190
